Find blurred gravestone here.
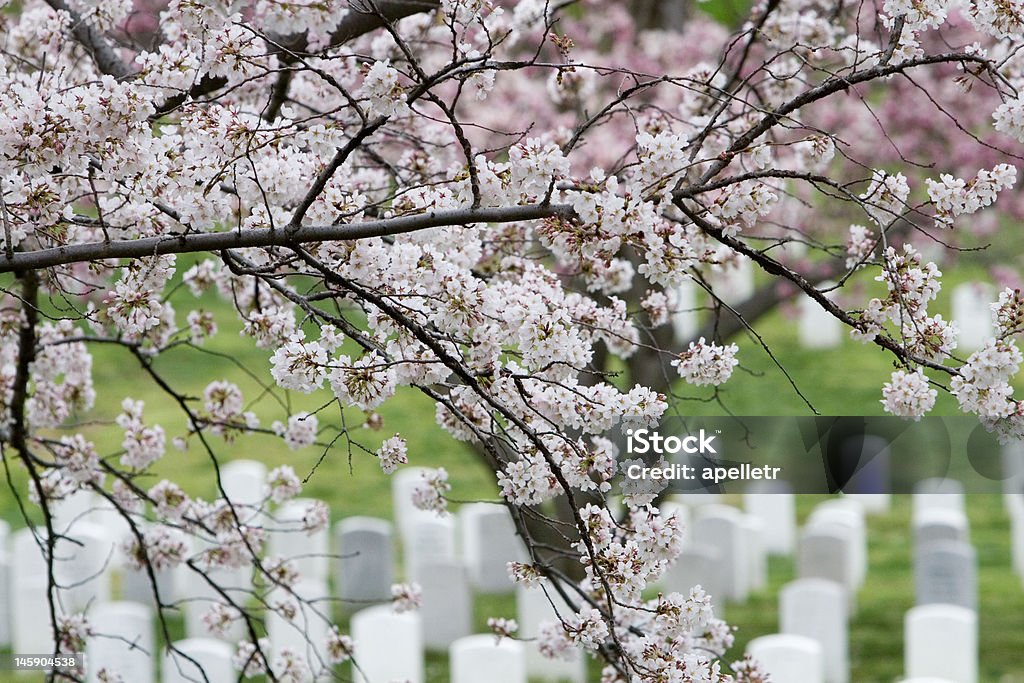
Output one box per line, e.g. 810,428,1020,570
220,459,268,524
1009,494,1024,581
671,278,698,343
913,479,965,522
742,514,768,592
334,517,394,607
798,282,842,349
404,515,456,583
460,504,525,594
55,520,114,613
914,540,977,611
516,581,586,683
808,500,866,588
0,521,10,647
86,601,154,683
952,283,994,351
780,578,848,683
268,498,330,582
913,508,969,563
693,504,747,602
12,527,54,653
450,635,526,683
798,525,857,607
267,579,331,681
392,467,434,543
162,638,233,683
350,604,423,683
746,634,824,683
743,482,796,555
418,559,472,651
904,604,977,683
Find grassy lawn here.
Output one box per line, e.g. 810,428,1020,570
2,249,1022,682
724,494,1024,683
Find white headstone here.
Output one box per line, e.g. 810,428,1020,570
780,579,848,683
799,282,842,349
516,581,586,683
450,635,526,683
168,534,249,643
350,605,423,683
220,460,268,524
162,638,233,683
269,498,330,582
334,517,394,607
404,515,456,583
87,601,155,683
661,545,725,610
1009,494,1024,581
904,604,977,683
693,505,747,601
913,480,965,522
914,540,977,611
80,498,130,570
709,257,755,306
808,501,867,588
12,527,55,653
52,493,130,573
913,508,969,557
743,484,796,555
671,278,699,342
798,525,857,600
51,489,100,535
0,520,10,647
418,560,472,651
952,283,994,351
119,559,178,607
392,467,434,543
747,634,825,683
54,520,114,613
460,504,525,593
267,579,331,681
742,514,768,592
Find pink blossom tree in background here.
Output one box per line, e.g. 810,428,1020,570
4,0,1024,680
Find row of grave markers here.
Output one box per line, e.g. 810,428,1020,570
0,459,1022,681
744,484,1024,683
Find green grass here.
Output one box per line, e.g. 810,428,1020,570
723,494,1024,683
2,250,1023,682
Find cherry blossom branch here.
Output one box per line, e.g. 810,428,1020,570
153,0,442,117
693,51,992,185
42,0,134,79
675,201,957,376
0,204,575,273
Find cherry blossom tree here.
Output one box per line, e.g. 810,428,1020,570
4,0,1024,681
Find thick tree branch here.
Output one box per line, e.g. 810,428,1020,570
43,0,133,80
0,204,574,273
153,0,441,117
44,0,440,117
